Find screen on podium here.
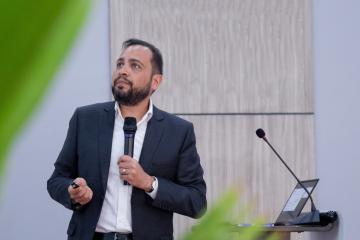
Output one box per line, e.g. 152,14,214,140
275,179,319,225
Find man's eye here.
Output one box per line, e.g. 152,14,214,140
117,62,124,68
131,63,141,70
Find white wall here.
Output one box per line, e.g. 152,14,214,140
312,0,360,239
0,1,110,239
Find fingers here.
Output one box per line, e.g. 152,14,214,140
120,168,135,180
68,177,93,206
70,186,93,205
118,155,134,168
72,187,87,199
77,187,93,205
75,177,87,187
117,155,150,189
118,155,136,178
118,155,135,171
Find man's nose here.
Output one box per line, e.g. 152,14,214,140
118,63,129,76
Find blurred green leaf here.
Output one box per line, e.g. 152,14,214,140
183,190,279,240
183,190,238,240
0,0,91,181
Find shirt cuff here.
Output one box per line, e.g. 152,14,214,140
146,177,158,199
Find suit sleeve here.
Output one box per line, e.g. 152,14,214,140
47,109,79,210
151,123,207,218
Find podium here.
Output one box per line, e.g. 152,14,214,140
236,223,336,240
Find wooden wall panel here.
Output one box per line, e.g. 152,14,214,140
110,0,313,113
173,115,315,239
109,1,314,240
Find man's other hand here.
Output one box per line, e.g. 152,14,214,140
68,177,93,205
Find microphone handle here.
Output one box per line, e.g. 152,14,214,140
124,135,134,157
263,137,317,212
123,133,135,185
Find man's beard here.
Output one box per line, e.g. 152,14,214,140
112,77,152,106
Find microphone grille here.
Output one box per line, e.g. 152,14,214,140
256,128,266,138
123,117,137,133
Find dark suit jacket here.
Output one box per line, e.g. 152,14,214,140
47,101,207,240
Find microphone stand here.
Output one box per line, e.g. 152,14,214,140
260,134,320,225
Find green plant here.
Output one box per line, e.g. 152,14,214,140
183,190,279,240
0,0,91,182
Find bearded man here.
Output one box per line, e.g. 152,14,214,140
47,39,207,240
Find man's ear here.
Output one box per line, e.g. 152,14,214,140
151,74,163,93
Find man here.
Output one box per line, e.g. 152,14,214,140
47,39,207,240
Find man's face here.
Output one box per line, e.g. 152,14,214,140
111,45,159,106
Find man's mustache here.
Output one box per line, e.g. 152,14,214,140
114,76,133,86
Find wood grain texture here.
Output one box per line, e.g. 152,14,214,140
109,1,314,240
110,0,313,113
172,115,315,239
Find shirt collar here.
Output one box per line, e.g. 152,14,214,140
114,99,153,125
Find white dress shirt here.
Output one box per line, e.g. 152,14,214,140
95,100,158,233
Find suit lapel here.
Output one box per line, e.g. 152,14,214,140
98,102,115,193
139,106,165,171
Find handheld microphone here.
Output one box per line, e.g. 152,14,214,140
256,128,320,225
123,117,137,185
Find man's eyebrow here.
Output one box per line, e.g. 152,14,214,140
128,58,145,67
116,57,145,67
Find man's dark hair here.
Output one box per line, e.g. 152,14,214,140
122,38,163,75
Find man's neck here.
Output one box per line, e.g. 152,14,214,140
119,98,150,122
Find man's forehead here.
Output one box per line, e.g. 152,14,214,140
119,45,152,60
